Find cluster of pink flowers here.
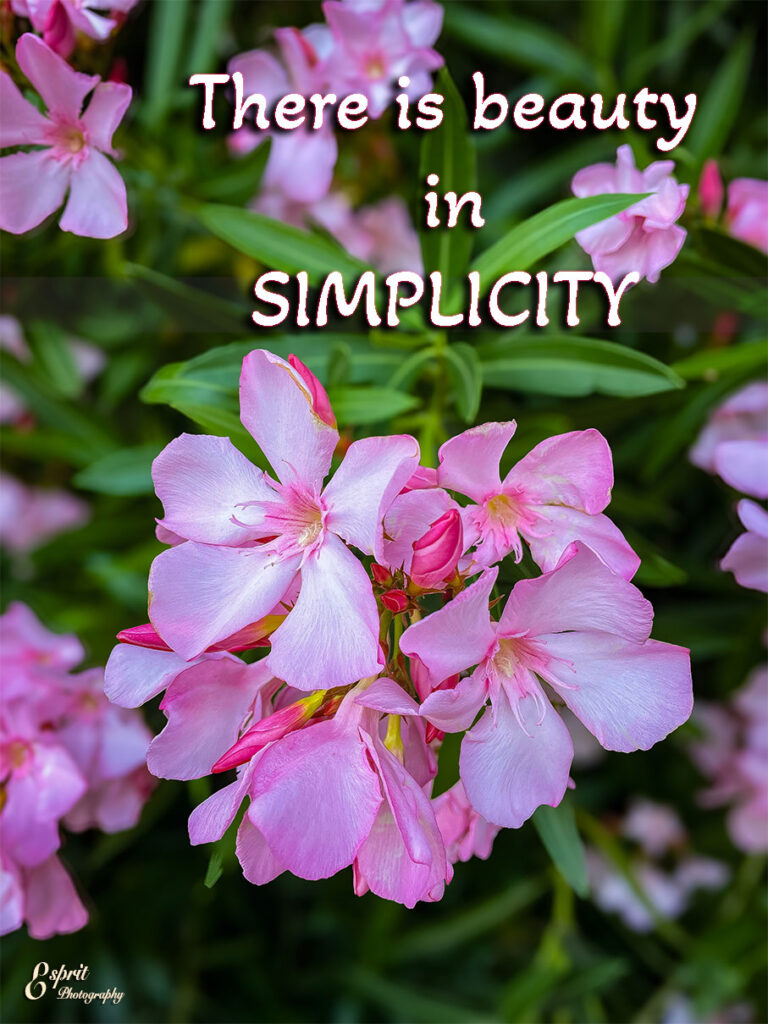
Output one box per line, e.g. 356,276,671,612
104,348,693,907
587,799,728,933
0,602,153,938
690,666,768,854
572,145,689,284
691,382,768,593
228,0,441,266
11,0,137,59
0,33,132,237
699,160,768,254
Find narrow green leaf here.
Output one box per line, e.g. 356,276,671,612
627,0,733,82
532,800,589,897
478,335,684,397
26,322,80,399
196,138,272,205
74,444,162,497
686,32,752,162
419,68,476,286
470,193,647,301
203,848,224,890
328,386,419,425
185,0,232,76
142,0,191,128
196,203,369,283
444,4,598,86
672,341,767,380
443,343,482,422
122,263,249,333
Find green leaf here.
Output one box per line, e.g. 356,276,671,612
443,343,482,422
694,227,768,279
196,138,272,205
327,386,419,425
26,322,81,399
444,4,598,86
478,336,685,397
469,193,648,302
419,68,476,289
122,263,249,333
185,0,232,76
627,0,733,83
142,0,191,128
672,340,767,380
196,203,370,283
532,800,589,897
203,848,224,890
686,31,752,163
73,444,162,496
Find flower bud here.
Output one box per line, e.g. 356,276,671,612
43,1,76,58
425,723,444,744
371,563,392,586
381,589,409,613
410,509,463,589
699,159,724,220
288,354,336,428
212,691,326,772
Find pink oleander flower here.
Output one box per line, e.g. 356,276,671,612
725,178,768,254
0,472,90,553
588,799,728,933
690,382,768,499
691,666,768,853
0,33,131,238
572,144,689,283
12,0,137,57
322,0,443,118
432,781,499,865
401,544,692,828
721,499,768,593
1,602,153,938
147,350,419,690
230,27,338,205
698,159,724,220
343,196,424,275
436,422,639,578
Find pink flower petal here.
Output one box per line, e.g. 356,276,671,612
24,855,88,939
58,149,127,238
0,151,69,234
16,32,98,120
81,80,132,154
236,816,285,884
460,692,573,828
400,568,498,685
0,71,50,146
104,643,196,707
713,439,768,499
239,350,339,490
504,429,613,515
419,666,487,732
267,534,382,691
152,433,273,545
544,633,693,752
438,421,517,502
148,542,299,661
525,506,640,579
324,434,419,558
354,677,421,715
247,716,382,879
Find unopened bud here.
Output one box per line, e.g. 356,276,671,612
410,509,463,589
212,690,326,772
43,0,75,58
381,589,409,613
425,723,444,744
371,563,392,586
288,354,336,428
117,623,171,650
699,159,724,220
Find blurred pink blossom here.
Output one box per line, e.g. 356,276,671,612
572,144,689,283
0,33,131,237
690,382,768,499
721,499,768,593
725,178,768,254
0,472,89,553
433,781,499,865
11,0,137,56
699,159,724,219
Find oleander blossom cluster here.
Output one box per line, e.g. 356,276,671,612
228,0,441,264
690,381,768,593
587,798,728,933
690,666,768,854
0,603,153,938
105,349,693,907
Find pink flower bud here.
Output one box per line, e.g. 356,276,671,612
288,354,337,428
425,723,444,744
381,589,409,613
699,159,724,219
117,623,171,650
371,563,392,585
43,1,76,58
410,509,463,589
212,692,325,772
